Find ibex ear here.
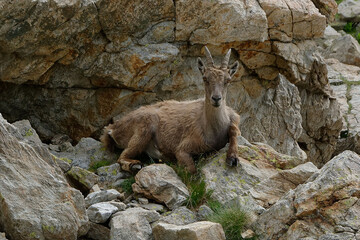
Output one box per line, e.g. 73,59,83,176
197,57,206,75
229,61,239,78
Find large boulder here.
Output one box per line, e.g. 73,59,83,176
132,164,189,210
0,114,89,240
253,150,360,240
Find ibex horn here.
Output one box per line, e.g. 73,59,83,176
204,46,215,67
221,49,232,69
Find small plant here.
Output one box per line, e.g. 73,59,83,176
344,22,356,33
171,164,213,209
207,203,254,240
335,0,343,4
356,33,360,44
88,159,112,172
120,177,135,194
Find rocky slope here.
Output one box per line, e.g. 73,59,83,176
0,0,342,167
1,115,359,240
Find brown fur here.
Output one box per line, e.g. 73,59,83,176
101,47,241,173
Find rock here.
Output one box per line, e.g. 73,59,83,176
249,162,319,207
87,202,119,224
85,44,180,91
326,58,360,156
84,222,110,240
110,207,160,240
258,0,327,41
152,221,226,240
197,205,214,221
0,114,89,240
242,229,256,239
140,203,167,213
66,166,99,194
138,198,149,205
253,151,360,240
230,75,306,162
96,163,131,190
85,189,121,208
91,184,101,193
324,35,360,67
311,0,338,23
159,207,197,225
108,200,126,211
176,0,268,44
12,119,42,146
338,0,360,22
97,0,174,46
52,154,72,173
202,141,312,222
132,164,189,210
51,137,118,170
0,233,7,240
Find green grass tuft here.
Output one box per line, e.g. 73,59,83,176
207,203,255,240
171,164,213,209
120,177,135,194
88,160,112,172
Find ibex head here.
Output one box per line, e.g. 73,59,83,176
197,47,239,108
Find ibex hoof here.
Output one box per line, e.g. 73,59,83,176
226,157,239,167
131,164,142,173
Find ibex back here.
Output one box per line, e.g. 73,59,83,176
101,47,241,173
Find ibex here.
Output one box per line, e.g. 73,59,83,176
101,47,241,173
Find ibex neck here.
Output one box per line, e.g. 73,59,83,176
204,101,228,127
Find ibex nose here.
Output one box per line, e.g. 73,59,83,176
212,95,222,102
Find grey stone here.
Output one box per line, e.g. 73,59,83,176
197,205,214,221
141,203,167,213
338,0,360,22
87,202,119,224
159,207,197,225
96,163,131,190
108,201,126,211
85,189,121,208
0,114,89,240
324,35,360,67
152,221,226,240
66,166,99,194
132,164,189,210
110,207,160,240
51,137,118,170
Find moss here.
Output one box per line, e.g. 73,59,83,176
42,225,55,233
59,157,72,164
88,159,112,172
25,128,33,137
29,232,37,238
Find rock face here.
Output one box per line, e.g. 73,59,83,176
152,221,226,240
326,58,360,156
253,151,360,240
201,140,317,222
0,114,89,240
0,0,341,167
132,164,189,210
